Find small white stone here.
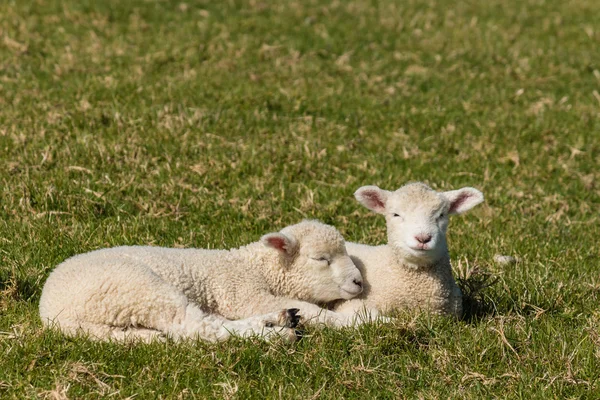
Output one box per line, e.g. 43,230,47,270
493,254,517,265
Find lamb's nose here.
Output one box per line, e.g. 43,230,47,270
353,279,363,288
415,234,432,244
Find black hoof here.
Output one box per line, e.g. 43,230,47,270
294,329,304,341
286,308,301,328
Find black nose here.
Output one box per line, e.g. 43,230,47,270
353,279,362,288
415,234,432,244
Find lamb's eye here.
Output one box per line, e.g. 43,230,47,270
392,213,405,221
314,257,330,265
437,212,445,220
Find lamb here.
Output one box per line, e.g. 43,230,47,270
39,220,365,343
332,182,484,318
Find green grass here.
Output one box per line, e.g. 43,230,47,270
1,0,600,397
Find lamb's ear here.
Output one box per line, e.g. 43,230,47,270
354,185,389,214
261,232,298,256
442,187,484,215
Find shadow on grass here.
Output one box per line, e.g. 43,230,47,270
0,271,42,303
457,267,499,323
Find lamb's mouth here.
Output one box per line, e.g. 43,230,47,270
409,245,432,253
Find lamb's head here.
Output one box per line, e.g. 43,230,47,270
260,220,363,302
355,182,484,267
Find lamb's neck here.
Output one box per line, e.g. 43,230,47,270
263,267,312,301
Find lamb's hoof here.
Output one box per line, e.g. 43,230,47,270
276,308,301,328
285,308,301,328
282,328,304,343
294,329,304,341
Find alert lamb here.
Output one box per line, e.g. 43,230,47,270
333,182,484,318
39,220,364,342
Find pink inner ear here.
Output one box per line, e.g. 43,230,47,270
363,190,385,210
265,236,287,252
449,192,472,214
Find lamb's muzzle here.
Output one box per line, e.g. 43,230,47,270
339,270,364,298
415,234,432,244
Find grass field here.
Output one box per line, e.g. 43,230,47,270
1,0,600,398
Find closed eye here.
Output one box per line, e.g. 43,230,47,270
313,257,330,265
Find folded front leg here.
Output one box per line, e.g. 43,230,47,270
240,295,368,328
178,304,300,342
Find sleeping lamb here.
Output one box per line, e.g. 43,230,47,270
39,220,364,342
333,182,484,318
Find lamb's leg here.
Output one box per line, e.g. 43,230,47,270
241,296,372,328
333,299,382,318
333,299,391,324
60,305,299,343
177,303,300,342
221,308,302,341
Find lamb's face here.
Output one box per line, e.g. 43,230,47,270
262,221,364,302
384,184,451,265
294,234,364,302
355,183,484,267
